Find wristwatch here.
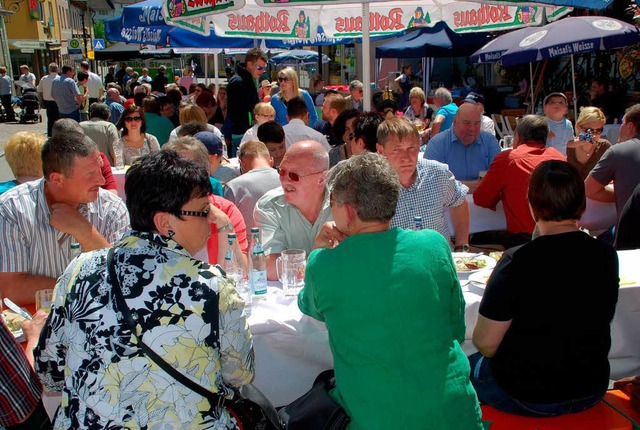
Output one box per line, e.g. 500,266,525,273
217,222,234,233
454,244,470,252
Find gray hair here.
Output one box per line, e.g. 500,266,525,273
349,80,364,91
409,87,425,103
163,136,210,174
376,116,419,147
89,102,110,121
515,115,549,143
48,62,59,73
327,152,400,223
51,118,84,137
434,87,452,104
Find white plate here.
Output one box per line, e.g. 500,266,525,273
452,252,497,274
467,269,495,289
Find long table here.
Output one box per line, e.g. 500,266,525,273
446,194,617,236
39,250,640,417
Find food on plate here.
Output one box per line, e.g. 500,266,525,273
454,256,487,271
2,310,26,333
489,251,504,261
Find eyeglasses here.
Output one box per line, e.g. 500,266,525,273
277,167,324,182
256,113,275,118
256,65,265,71
124,116,142,122
278,77,291,83
584,128,604,134
179,207,210,218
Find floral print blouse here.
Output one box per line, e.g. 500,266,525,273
34,231,254,429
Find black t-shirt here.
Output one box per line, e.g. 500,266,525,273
479,231,619,403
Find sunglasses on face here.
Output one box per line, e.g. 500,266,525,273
179,207,210,218
277,167,324,182
584,128,604,134
278,77,291,83
256,65,265,71
124,116,142,122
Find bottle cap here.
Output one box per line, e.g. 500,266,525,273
227,233,237,238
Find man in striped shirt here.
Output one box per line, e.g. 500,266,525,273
0,132,130,305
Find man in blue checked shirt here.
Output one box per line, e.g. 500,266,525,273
377,116,471,251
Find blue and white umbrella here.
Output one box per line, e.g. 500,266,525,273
269,49,331,66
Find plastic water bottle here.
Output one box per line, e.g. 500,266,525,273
223,233,251,315
249,227,268,298
413,216,423,231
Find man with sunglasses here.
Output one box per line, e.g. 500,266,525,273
254,140,332,281
0,132,130,306
227,47,269,158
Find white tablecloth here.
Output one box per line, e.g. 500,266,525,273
446,194,617,236
43,250,640,418
604,124,621,145
113,169,126,201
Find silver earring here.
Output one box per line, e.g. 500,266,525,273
167,229,175,239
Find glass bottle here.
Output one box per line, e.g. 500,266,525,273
249,227,268,297
223,233,251,314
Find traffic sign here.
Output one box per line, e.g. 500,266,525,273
93,39,105,51
69,39,81,49
87,50,95,60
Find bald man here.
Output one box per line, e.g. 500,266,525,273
254,140,333,280
425,103,501,193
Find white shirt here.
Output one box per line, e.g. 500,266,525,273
283,119,331,151
86,71,104,98
37,73,58,101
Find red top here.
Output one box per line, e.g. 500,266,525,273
473,141,565,235
100,152,117,191
206,195,248,263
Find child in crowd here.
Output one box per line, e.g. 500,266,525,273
543,92,574,156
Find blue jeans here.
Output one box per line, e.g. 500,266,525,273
468,353,604,417
59,109,81,123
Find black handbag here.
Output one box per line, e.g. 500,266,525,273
278,369,350,430
107,248,282,430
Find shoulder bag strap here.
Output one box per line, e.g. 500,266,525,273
106,247,224,403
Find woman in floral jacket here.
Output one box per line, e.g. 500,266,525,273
34,150,254,429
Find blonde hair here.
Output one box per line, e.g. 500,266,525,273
409,87,426,103
376,117,419,147
183,65,193,75
279,67,301,99
5,131,46,177
253,102,275,117
179,104,208,125
575,106,606,133
238,140,271,160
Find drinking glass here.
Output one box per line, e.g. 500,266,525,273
35,289,54,313
276,249,306,296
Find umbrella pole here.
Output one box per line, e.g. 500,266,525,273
571,54,577,122
214,52,219,94
205,54,209,87
362,2,371,111
529,62,534,113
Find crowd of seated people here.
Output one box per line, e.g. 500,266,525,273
3,61,640,428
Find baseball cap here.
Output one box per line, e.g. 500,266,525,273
543,92,568,106
194,131,223,156
462,92,485,105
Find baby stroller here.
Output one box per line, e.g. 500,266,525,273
15,87,42,124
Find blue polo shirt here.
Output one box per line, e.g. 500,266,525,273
435,102,458,132
424,127,501,181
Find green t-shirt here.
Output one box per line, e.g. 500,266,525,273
299,228,482,430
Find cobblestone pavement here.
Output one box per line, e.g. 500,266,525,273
0,110,48,181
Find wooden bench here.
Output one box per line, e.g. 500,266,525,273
481,402,632,430
604,390,640,430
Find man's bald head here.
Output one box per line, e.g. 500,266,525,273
284,140,329,172
453,103,482,145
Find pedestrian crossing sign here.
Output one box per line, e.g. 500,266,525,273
93,39,105,51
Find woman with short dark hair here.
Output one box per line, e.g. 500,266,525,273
114,105,160,165
471,159,619,417
35,150,254,428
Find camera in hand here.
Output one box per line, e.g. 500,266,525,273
578,129,593,141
